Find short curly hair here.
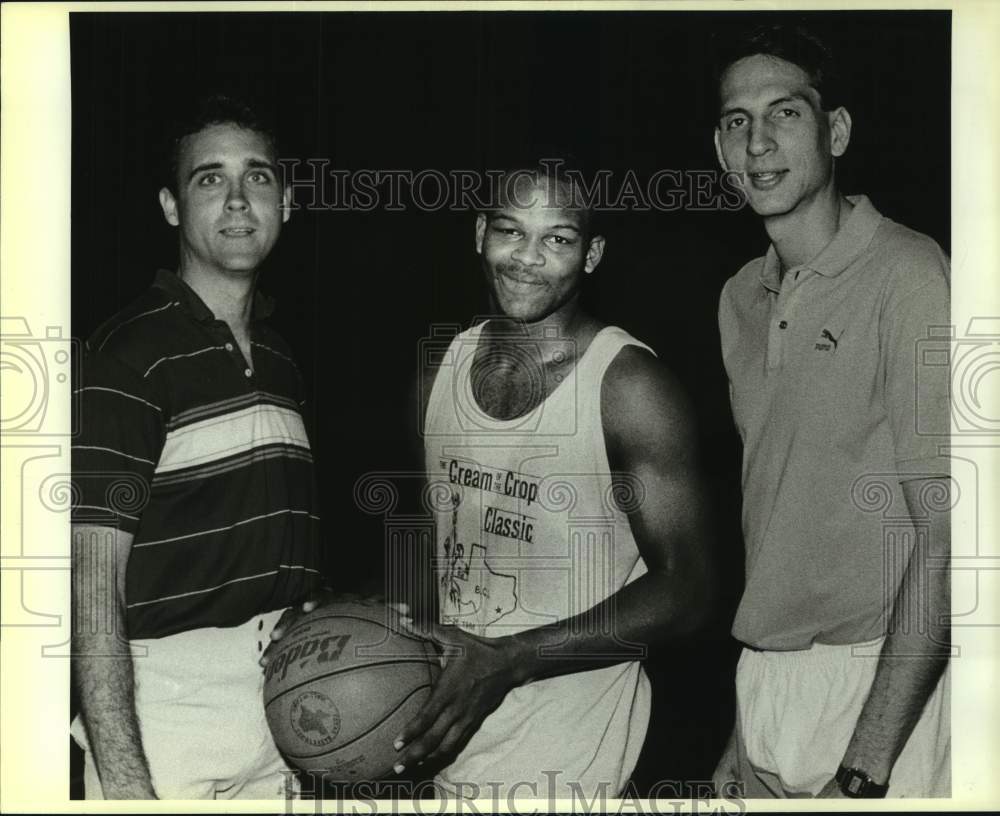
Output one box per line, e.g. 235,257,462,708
481,159,600,239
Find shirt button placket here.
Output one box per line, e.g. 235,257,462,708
767,318,784,369
769,271,803,370
216,328,248,379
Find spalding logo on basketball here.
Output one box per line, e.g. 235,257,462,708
263,601,440,782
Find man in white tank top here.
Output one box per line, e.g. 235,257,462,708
393,164,718,805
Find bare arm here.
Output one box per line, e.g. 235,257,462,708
821,477,950,793
818,244,952,796
396,346,718,767
507,345,717,671
72,524,157,799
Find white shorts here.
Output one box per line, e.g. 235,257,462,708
731,638,949,798
71,609,299,800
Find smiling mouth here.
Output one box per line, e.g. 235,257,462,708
220,227,256,237
747,170,788,189
497,270,543,291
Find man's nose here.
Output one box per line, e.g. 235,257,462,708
748,120,777,157
512,239,544,266
225,183,249,211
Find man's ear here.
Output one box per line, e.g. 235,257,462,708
584,235,606,274
829,107,852,158
158,187,179,227
475,213,487,255
282,184,292,224
714,128,730,171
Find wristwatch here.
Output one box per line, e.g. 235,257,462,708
835,765,890,798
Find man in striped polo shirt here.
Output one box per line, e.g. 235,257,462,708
71,95,324,799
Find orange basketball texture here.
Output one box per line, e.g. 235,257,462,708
263,602,440,781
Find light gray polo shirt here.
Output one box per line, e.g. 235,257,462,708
719,195,951,651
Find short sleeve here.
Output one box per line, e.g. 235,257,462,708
71,349,165,533
881,245,951,480
717,278,736,358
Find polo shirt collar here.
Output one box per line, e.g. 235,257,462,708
758,195,883,293
153,269,276,322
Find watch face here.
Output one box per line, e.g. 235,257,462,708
837,766,888,798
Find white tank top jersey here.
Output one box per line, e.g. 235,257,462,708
423,323,654,800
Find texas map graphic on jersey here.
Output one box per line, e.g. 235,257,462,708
440,491,517,631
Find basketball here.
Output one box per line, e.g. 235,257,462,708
263,601,440,782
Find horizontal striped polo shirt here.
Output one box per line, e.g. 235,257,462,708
72,270,323,639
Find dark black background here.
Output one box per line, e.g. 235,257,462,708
70,9,950,794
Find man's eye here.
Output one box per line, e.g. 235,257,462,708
198,173,221,185
775,108,800,119
494,227,522,237
725,116,746,131
547,235,573,246
248,171,273,183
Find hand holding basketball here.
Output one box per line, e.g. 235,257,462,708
263,600,438,782
261,592,407,668
393,621,522,772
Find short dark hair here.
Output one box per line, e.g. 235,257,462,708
714,23,846,111
483,159,599,239
164,93,279,192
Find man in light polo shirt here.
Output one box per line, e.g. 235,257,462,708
710,25,951,798
71,94,323,799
